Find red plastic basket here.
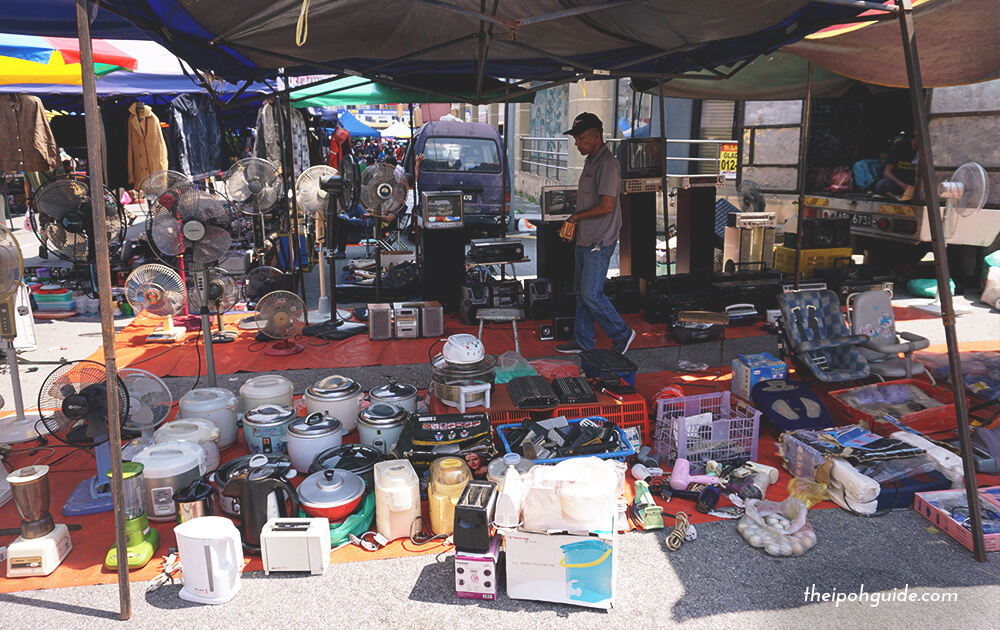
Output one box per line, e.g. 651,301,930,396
827,379,963,439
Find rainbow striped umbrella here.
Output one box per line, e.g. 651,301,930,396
0,34,138,86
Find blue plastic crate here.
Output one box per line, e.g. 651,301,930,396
496,416,636,465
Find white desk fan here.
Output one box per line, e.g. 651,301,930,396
0,224,42,443
119,368,173,460
254,290,306,356
238,265,289,330
225,158,282,216
125,263,188,342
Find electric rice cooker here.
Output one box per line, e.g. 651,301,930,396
207,453,296,517
310,443,385,488
303,375,362,433
356,403,408,456
297,469,366,521
242,404,297,454
286,412,343,474
178,387,240,449
368,381,419,414
153,419,222,471
240,374,294,412
133,442,203,521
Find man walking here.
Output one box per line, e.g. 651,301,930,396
555,112,635,355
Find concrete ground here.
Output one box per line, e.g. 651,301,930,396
1,198,998,629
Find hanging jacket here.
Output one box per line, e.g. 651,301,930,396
169,93,224,177
127,102,168,187
0,94,60,173
328,126,350,171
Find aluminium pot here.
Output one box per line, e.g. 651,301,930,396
304,375,363,433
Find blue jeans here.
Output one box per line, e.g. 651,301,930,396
574,242,629,350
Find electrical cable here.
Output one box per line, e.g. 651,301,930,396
664,511,689,551
408,515,452,547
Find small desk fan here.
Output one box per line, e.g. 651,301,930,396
139,170,191,203
119,367,172,460
0,224,42,443
125,263,188,343
37,360,129,516
29,174,126,295
147,183,236,386
188,267,239,343
225,158,282,216
238,265,289,330
254,290,306,356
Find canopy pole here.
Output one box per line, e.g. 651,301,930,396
501,96,510,237
792,62,814,289
657,79,670,279
895,0,985,561
75,0,130,619
410,103,420,264
280,71,308,321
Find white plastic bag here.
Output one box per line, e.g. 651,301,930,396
982,266,1000,309
736,497,817,557
521,457,624,533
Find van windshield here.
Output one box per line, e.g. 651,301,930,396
421,137,501,173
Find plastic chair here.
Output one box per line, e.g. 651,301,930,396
776,289,870,383
847,289,934,384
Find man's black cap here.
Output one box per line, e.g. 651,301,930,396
563,112,603,136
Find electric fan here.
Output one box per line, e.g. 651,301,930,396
340,153,360,213
0,225,42,443
238,265,289,330
119,368,173,460
360,163,407,301
296,165,352,325
911,162,989,317
29,174,126,292
224,157,282,215
187,267,240,343
139,170,191,203
125,263,188,343
37,360,129,516
254,290,306,356
147,183,236,386
738,180,766,213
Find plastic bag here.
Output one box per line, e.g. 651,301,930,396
530,359,579,380
737,497,817,557
906,278,955,299
494,351,537,384
787,477,830,508
828,165,852,192
982,266,1000,309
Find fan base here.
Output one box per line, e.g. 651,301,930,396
264,341,304,357
238,314,267,330
146,326,186,343
212,331,238,344
62,476,113,516
0,414,43,445
174,315,202,331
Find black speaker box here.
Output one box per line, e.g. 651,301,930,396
421,228,467,313
460,284,490,326
524,278,554,321
537,221,575,287
783,217,851,249
603,275,642,314
554,316,575,341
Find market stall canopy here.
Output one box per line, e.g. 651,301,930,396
337,110,381,138
0,33,137,86
289,75,535,108
380,121,412,139
97,0,873,103
0,0,148,39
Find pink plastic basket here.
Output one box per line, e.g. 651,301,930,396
653,391,761,473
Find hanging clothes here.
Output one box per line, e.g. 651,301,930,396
0,94,60,173
328,126,350,171
254,98,310,178
127,102,168,188
101,105,130,191
169,93,224,177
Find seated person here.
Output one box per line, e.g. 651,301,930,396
874,131,918,200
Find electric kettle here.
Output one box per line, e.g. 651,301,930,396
221,465,299,552
175,516,243,604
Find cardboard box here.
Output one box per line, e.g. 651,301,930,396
913,488,1000,553
731,352,786,400
505,522,616,610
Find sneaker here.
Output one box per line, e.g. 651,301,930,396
555,340,584,354
611,328,636,354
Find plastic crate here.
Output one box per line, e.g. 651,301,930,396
496,416,636,465
653,391,761,473
773,246,853,276
827,379,963,439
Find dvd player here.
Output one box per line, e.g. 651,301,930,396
468,238,524,263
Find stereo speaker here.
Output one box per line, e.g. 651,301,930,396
524,278,554,321
460,285,490,326
421,301,444,338
554,316,575,341
368,303,393,340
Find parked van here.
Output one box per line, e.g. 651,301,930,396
404,121,510,238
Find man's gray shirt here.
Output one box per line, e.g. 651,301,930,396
575,143,622,248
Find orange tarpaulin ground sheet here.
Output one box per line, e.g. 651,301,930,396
85,311,772,377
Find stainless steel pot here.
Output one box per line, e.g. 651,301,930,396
368,381,419,413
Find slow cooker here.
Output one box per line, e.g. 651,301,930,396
356,402,408,455
286,412,343,473
368,381,419,413
304,375,363,433
242,404,297,454
240,375,294,412
310,443,385,488
178,388,240,449
207,453,295,517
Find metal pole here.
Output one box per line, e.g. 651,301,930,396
895,0,985,561
280,72,309,323
501,97,510,237
792,62,814,289
657,79,670,278
410,103,420,264
75,0,130,619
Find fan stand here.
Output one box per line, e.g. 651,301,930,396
146,316,186,343
63,440,115,516
174,258,203,331
212,310,237,343
0,339,43,444
264,338,304,356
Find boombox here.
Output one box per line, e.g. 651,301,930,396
642,274,712,324
710,278,783,313
602,275,642,314
490,280,524,310
468,238,524,264
369,301,444,339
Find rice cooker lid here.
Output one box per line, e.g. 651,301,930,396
241,375,293,397
369,382,417,403
133,443,201,476
180,387,237,411
287,412,342,438
243,404,296,427
307,374,361,400
214,453,292,485
155,419,221,443
358,402,408,427
311,444,384,475
298,468,365,508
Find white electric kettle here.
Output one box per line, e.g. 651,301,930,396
175,516,243,604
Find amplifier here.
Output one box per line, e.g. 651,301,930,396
368,303,393,340
710,278,783,312
393,303,420,339
507,375,559,409
602,275,642,314
552,376,597,405
523,278,553,321
468,238,524,264
460,285,490,326
727,212,777,229
783,217,851,249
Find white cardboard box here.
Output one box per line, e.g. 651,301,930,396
505,521,616,610
731,352,786,400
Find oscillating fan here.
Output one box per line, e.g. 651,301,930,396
147,183,236,386
119,368,173,460
360,163,407,301
911,162,990,317
37,360,129,516
738,180,766,212
0,225,42,443
188,267,240,343
238,265,289,330
225,158,282,215
296,165,351,326
125,263,188,343
254,290,306,356
139,170,191,202
29,174,127,292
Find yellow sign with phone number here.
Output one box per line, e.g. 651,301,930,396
719,143,738,176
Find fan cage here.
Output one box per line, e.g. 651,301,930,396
37,360,129,446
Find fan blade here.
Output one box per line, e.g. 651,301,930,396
150,211,185,256
193,225,233,265
59,383,79,398
127,400,156,428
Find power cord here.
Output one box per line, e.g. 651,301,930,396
408,515,452,547
664,511,690,552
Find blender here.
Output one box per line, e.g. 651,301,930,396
105,462,160,569
6,465,73,577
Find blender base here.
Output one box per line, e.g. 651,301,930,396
105,517,160,570
6,524,73,577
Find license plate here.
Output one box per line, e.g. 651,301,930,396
851,213,872,227
463,194,473,201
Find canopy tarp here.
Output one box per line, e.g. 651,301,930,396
289,75,535,107
337,110,380,138
95,0,872,102
380,120,412,139
0,0,148,39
